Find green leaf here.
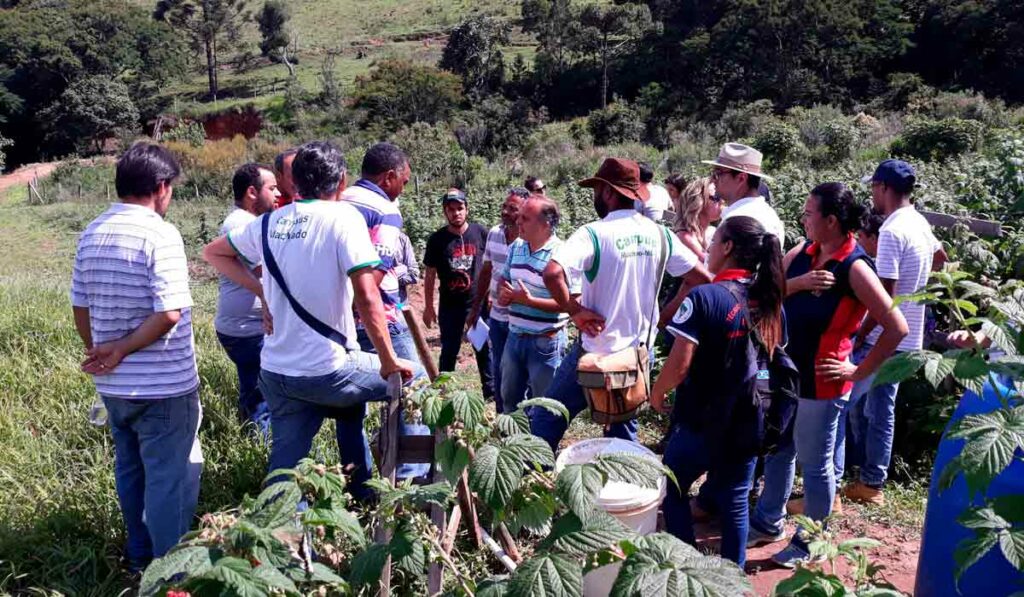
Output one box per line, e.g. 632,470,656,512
306,562,347,585
403,482,454,508
139,546,213,596
545,512,634,557
958,281,997,299
556,464,605,520
252,564,298,592
477,576,511,597
981,319,1019,357
953,299,979,316
390,520,428,577
452,390,486,427
609,533,751,597
923,354,957,389
301,508,366,547
998,528,1024,570
593,452,672,491
836,537,882,551
508,487,557,535
954,353,990,379
518,397,571,422
872,351,929,386
199,557,264,597
423,394,455,428
495,412,532,436
946,409,1024,491
954,531,1000,582
436,438,471,484
508,552,582,597
958,506,1010,530
349,543,391,586
502,433,556,468
470,444,524,511
249,482,302,529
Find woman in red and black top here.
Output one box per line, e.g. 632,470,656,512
749,182,908,568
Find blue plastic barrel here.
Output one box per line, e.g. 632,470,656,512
915,379,1024,596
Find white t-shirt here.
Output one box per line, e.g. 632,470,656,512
867,206,941,351
720,195,785,244
552,210,699,353
635,183,673,222
228,200,381,377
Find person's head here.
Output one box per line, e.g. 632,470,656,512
232,163,279,216
441,188,468,228
638,161,655,184
675,176,720,237
664,174,687,202
115,141,181,217
291,141,348,201
274,149,298,201
524,176,545,195
703,143,769,204
360,142,410,200
866,159,915,214
801,182,868,245
578,158,648,218
501,187,530,229
708,215,786,352
857,210,886,258
518,196,560,246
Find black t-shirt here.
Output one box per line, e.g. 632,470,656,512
423,222,488,305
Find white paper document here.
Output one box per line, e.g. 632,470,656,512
467,317,490,351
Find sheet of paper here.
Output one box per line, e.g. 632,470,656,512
467,317,490,351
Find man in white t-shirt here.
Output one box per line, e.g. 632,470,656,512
530,158,711,450
214,163,279,438
843,159,947,506
703,143,785,242
204,141,416,502
635,161,672,222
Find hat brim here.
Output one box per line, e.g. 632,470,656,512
578,176,650,202
701,160,774,181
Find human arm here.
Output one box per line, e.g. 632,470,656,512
73,306,93,350
351,267,415,381
203,235,264,298
499,279,562,312
467,260,493,329
853,277,895,349
423,267,438,328
543,259,604,336
783,244,836,296
650,338,696,414
82,310,183,374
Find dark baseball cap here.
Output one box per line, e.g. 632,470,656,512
578,157,650,202
864,159,916,193
441,188,467,204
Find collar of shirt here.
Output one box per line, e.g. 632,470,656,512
354,178,391,201
803,234,857,265
721,195,766,218
525,234,561,255
881,205,915,229
713,268,752,283
109,202,163,219
603,209,640,221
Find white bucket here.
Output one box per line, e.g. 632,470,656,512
554,438,666,597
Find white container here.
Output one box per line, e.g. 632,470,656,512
554,438,666,597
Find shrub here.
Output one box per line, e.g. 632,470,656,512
891,118,985,162
39,76,140,156
352,59,463,130
166,135,249,198
0,132,10,171
718,99,775,139
924,90,1014,128
587,101,644,146
819,120,860,162
754,120,803,167
453,96,547,159
161,122,206,147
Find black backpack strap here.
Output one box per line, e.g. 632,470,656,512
261,213,350,349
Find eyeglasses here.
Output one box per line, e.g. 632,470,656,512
711,168,736,181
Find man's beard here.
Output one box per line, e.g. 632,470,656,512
593,193,608,218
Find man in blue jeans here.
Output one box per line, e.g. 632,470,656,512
204,141,416,502
530,158,708,450
72,142,203,571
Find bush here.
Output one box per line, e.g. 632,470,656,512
39,76,140,156
0,132,10,171
719,99,775,139
161,122,206,147
754,120,803,167
166,135,250,198
352,59,463,130
924,90,1015,128
587,101,644,146
891,118,985,162
453,96,547,159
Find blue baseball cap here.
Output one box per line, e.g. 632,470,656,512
441,189,467,204
863,159,916,193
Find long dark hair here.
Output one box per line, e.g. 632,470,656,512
717,216,786,354
811,182,868,235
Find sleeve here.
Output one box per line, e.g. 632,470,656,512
552,226,595,282
148,228,193,312
372,215,402,274
482,229,497,264
664,227,698,277
226,216,263,267
337,209,382,275
874,229,903,281
665,287,710,345
423,233,441,269
70,240,89,308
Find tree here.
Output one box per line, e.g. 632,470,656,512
352,59,463,130
155,0,252,100
521,0,582,81
577,3,659,109
439,16,510,97
39,76,140,154
256,0,291,61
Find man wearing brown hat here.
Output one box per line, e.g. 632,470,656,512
530,158,712,450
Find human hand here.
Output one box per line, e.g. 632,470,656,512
497,281,515,307
651,391,671,415
262,309,274,335
816,358,859,383
571,307,606,337
380,357,417,383
947,330,982,349
510,281,532,305
81,341,127,375
794,270,835,293
423,306,437,329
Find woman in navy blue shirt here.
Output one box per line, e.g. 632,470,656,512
749,182,908,568
651,215,786,567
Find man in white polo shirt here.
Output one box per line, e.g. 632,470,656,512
71,142,201,571
203,141,416,502
530,158,711,450
844,159,947,505
703,142,785,242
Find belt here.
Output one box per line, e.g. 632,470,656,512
517,328,562,338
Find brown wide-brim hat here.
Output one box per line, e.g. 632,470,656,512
578,157,650,202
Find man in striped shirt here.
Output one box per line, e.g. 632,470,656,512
71,142,202,571
496,197,574,413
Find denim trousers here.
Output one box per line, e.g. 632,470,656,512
500,329,566,414
216,332,269,429
438,301,494,399
662,424,757,567
529,341,638,452
845,345,901,487
752,395,848,552
103,391,203,567
489,318,510,413
260,349,421,502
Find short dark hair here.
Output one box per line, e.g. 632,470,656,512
274,149,297,174
862,210,886,236
232,163,270,204
115,141,181,199
664,173,687,192
532,197,560,230
524,176,544,192
508,187,530,199
361,142,408,178
746,173,762,191
638,161,654,184
292,141,347,199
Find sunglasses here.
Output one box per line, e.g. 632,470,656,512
710,168,737,181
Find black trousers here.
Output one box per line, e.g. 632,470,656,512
438,300,493,399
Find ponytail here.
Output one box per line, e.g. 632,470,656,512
716,217,786,355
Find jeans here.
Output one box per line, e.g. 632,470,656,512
529,341,638,452
216,332,269,433
103,391,203,567
260,350,413,502
438,301,493,398
355,323,431,479
752,395,848,551
501,330,566,414
489,318,510,413
662,425,757,566
846,347,901,487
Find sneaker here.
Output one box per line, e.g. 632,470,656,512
690,497,714,523
843,481,885,506
771,543,824,569
785,495,843,516
747,525,786,547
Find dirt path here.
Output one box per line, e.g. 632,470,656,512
0,161,59,196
